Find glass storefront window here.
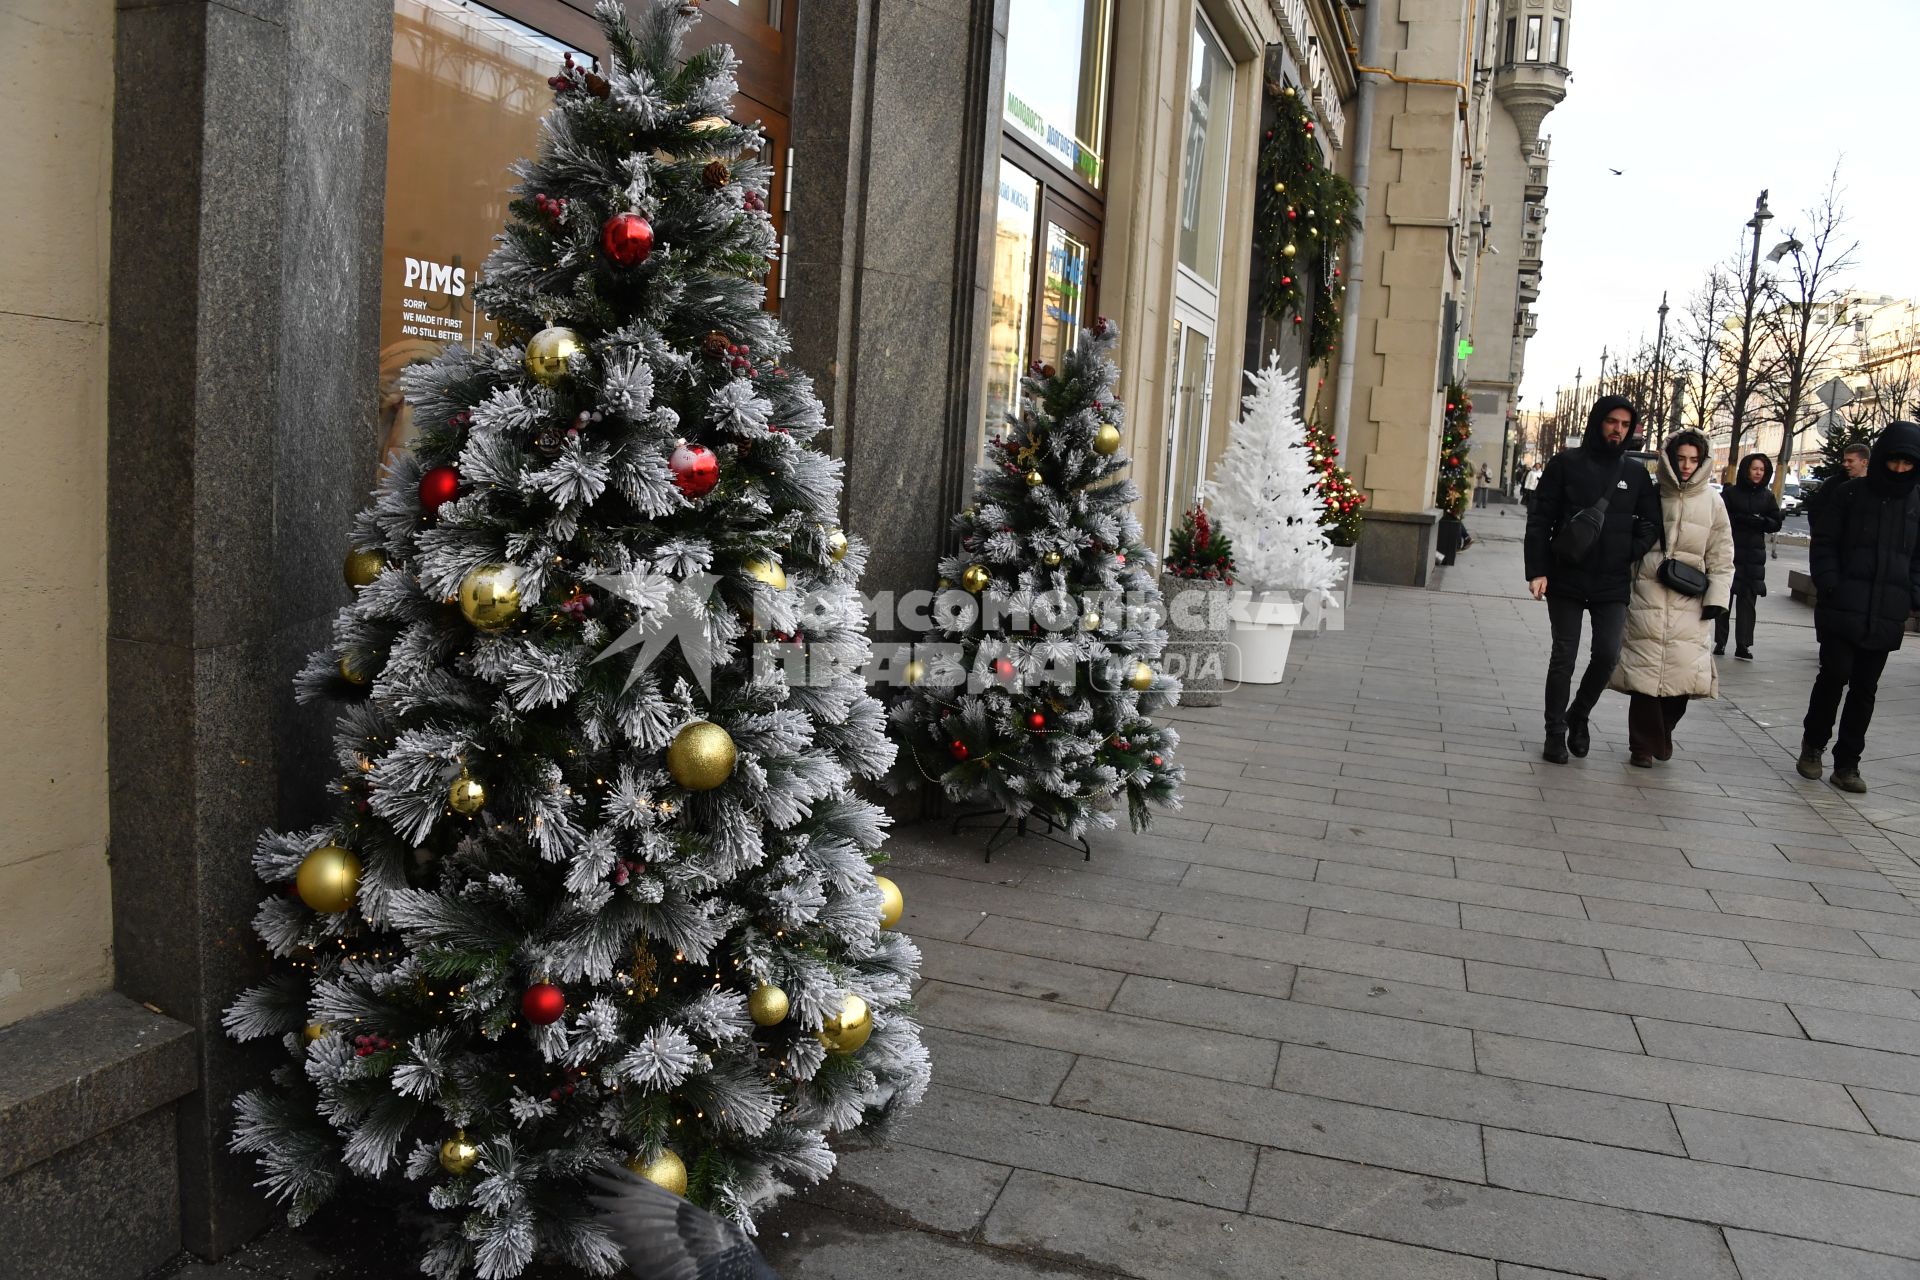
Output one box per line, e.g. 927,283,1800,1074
1177,15,1234,289
1167,321,1214,533
982,161,1040,445
1003,0,1113,188
1037,221,1092,372
378,0,589,462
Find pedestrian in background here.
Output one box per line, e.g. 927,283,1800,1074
1475,462,1493,508
1716,453,1782,660
1797,421,1920,793
1608,431,1733,767
1524,395,1663,764
1522,461,1543,511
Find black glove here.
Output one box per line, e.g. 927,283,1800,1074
1702,605,1728,621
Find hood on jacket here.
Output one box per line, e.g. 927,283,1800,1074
1868,420,1920,496
1582,395,1640,457
1659,429,1715,495
1734,453,1774,490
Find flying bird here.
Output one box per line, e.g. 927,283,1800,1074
589,1164,783,1279
1608,168,1624,176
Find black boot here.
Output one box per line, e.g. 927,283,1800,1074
1543,731,1570,765
1566,716,1591,759
1795,743,1823,781
1831,769,1868,794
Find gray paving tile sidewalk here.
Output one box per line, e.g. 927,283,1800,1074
151,506,1920,1280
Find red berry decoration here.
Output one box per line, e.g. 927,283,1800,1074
521,982,566,1026
1027,712,1046,730
419,465,460,514
949,740,970,762
668,441,719,498
601,213,655,267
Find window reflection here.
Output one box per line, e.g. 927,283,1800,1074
1178,17,1234,288
982,161,1040,449
1003,0,1113,187
1037,222,1091,370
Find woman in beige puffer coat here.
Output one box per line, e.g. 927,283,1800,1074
1608,430,1734,766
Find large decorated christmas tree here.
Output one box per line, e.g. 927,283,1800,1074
222,4,928,1275
895,322,1183,841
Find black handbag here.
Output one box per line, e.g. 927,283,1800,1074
1551,456,1629,565
1657,558,1709,597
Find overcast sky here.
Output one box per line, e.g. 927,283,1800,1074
1515,0,1920,411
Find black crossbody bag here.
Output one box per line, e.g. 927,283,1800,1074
1550,456,1629,565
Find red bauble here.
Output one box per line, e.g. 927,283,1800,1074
1116,552,1127,565
1281,277,1293,286
419,465,460,514
949,740,970,761
992,657,1016,680
1027,712,1047,730
601,213,655,267
668,442,719,498
521,982,566,1026
1152,755,1163,766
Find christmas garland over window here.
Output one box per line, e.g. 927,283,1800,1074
1436,383,1474,517
1255,85,1361,363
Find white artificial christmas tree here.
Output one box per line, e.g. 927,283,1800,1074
1205,355,1342,605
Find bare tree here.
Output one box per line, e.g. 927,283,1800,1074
1861,339,1919,424
1674,265,1738,441
1757,169,1859,479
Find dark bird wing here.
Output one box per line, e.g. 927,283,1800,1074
588,1165,781,1280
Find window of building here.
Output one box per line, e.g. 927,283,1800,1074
1003,0,1114,190
1504,18,1516,64
1177,17,1235,288
1549,18,1564,65
1524,15,1542,62
982,162,1040,446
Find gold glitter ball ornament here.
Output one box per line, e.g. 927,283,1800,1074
666,721,737,791
1043,550,1063,567
296,845,361,914
902,659,927,686
824,527,849,562
875,876,903,929
961,564,990,593
1092,424,1122,456
744,557,788,590
458,563,522,631
303,1022,328,1042
448,771,486,815
338,652,372,685
748,983,790,1026
524,325,585,386
1282,242,1298,258
627,1148,688,1196
1128,662,1155,692
1025,469,1045,487
344,547,386,590
816,993,872,1055
1081,610,1102,631
438,1131,480,1175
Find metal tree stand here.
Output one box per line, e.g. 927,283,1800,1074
949,807,1092,863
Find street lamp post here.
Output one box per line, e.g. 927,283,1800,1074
1650,291,1670,447
1728,189,1773,475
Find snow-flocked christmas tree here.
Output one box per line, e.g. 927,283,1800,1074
895,321,1183,840
222,5,928,1275
1205,356,1342,603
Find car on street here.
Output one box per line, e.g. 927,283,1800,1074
1781,480,1803,515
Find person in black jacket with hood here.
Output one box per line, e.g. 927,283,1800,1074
1796,421,1920,792
1715,453,1784,660
1524,395,1664,763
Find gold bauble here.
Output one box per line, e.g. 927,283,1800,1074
458,563,522,631
666,721,736,791
1127,662,1155,692
344,547,386,590
448,771,487,815
875,876,903,929
338,653,371,685
1092,424,1122,456
627,1148,688,1196
302,1022,328,1042
748,983,790,1026
689,115,731,134
824,527,849,562
1282,242,1298,258
961,564,990,593
1043,550,1063,567
816,993,872,1055
438,1131,480,1175
525,326,585,386
902,659,927,686
744,557,787,590
1082,610,1101,631
1025,469,1045,488
296,845,361,914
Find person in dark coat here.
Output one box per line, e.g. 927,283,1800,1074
1524,395,1663,763
1796,421,1920,792
1715,453,1783,660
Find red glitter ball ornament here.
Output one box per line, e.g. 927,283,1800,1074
419,465,460,514
601,213,655,267
992,658,1016,680
668,441,719,498
1027,712,1046,730
949,740,970,762
521,982,566,1026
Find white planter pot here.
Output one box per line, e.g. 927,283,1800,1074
1224,590,1302,685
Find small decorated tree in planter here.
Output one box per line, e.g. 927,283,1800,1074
1205,356,1342,683
1303,412,1364,612
1436,384,1474,562
1162,506,1235,707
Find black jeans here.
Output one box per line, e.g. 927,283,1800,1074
1802,638,1892,771
1545,596,1628,734
1714,587,1758,653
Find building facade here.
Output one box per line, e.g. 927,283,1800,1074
0,0,1364,1273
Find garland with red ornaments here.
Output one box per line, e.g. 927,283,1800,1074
1304,413,1366,547
1254,84,1360,361
1436,382,1475,518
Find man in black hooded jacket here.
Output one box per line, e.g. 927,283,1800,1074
1523,396,1664,763
1796,420,1920,792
